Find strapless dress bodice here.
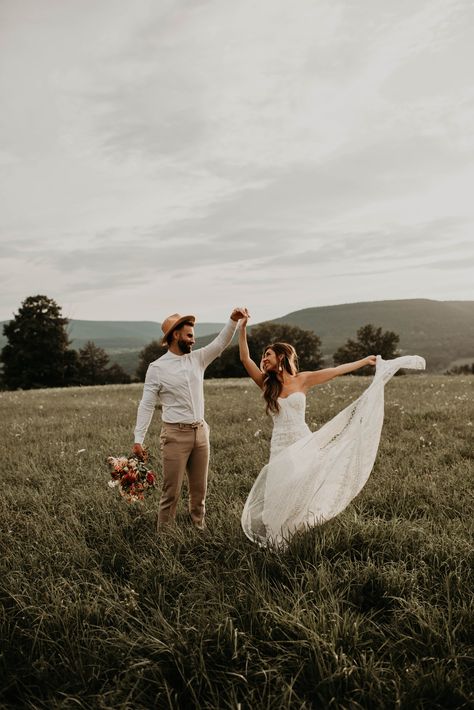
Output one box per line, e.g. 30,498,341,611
270,391,311,459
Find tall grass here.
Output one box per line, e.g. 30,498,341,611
0,375,473,708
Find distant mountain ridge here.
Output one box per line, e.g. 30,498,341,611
269,299,474,371
67,319,225,350
0,319,225,352
194,299,474,372
1,299,473,373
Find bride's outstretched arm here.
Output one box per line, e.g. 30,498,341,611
239,317,264,388
301,355,377,388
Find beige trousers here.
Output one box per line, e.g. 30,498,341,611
158,421,210,528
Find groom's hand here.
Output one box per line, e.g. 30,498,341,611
231,306,249,321
132,443,145,460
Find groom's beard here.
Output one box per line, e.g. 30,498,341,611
178,338,192,354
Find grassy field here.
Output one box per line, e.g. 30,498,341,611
1,375,473,709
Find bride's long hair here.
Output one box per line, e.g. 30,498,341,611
261,342,299,414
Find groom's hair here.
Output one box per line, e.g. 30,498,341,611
166,320,195,345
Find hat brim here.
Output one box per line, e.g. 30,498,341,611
161,314,196,346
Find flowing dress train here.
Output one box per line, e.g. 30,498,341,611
241,355,425,548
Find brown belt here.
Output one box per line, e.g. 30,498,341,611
163,421,204,430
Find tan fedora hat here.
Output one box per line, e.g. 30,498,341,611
161,312,196,346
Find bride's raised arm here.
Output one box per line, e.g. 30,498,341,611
300,355,377,389
239,317,265,388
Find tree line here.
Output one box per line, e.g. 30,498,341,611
1,295,404,391
1,295,131,390
136,321,401,380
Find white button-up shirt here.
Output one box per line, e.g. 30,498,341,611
134,319,238,444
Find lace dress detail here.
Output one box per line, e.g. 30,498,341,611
270,392,311,459
241,355,425,549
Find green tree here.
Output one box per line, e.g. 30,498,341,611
206,322,324,378
136,340,166,381
248,322,324,371
64,349,81,386
333,324,400,375
205,344,246,378
78,341,131,385
104,362,132,384
1,295,77,389
77,341,109,385
445,362,474,375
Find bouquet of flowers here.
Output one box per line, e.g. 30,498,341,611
106,451,158,503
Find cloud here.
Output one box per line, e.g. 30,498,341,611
1,0,473,320
425,256,474,271
251,218,473,273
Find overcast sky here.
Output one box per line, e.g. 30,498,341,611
1,0,473,324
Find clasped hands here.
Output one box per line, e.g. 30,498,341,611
231,307,250,323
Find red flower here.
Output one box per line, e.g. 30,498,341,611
123,471,138,484
107,452,158,503
146,471,156,485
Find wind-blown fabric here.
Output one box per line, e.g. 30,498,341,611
241,355,425,548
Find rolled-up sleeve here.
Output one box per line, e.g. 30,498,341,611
198,319,238,369
134,365,161,444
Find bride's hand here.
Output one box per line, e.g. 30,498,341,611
365,355,377,367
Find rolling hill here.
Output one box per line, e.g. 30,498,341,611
268,299,474,371
194,299,474,372
0,319,225,352
0,319,225,376
1,300,473,374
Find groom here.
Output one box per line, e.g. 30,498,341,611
133,307,249,530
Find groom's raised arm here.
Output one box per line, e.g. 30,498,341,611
198,307,249,369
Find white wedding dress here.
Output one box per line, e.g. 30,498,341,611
241,355,425,548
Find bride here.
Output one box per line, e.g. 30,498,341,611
238,317,425,548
